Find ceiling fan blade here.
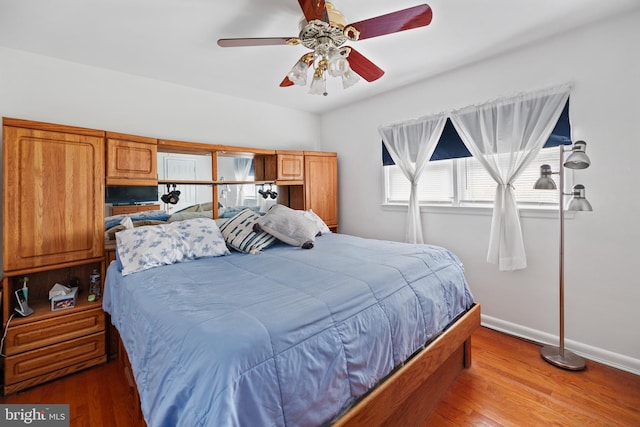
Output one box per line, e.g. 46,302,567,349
280,77,295,87
345,47,384,82
345,4,433,41
297,0,329,23
217,37,297,48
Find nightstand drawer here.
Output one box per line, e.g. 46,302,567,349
5,308,105,356
4,332,106,386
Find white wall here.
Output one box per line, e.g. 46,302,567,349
320,9,640,374
0,47,320,150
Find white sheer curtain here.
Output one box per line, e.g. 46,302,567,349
233,157,253,206
379,113,447,244
450,85,570,271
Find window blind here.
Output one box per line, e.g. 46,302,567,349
382,99,571,165
461,148,560,204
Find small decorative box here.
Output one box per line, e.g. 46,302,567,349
51,287,78,311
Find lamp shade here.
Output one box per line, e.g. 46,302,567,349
308,74,327,96
287,60,309,86
564,141,590,169
566,184,592,211
327,47,349,77
534,164,557,189
341,67,360,89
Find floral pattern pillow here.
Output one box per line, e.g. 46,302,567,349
116,218,229,276
172,218,230,259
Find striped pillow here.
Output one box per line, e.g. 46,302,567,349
219,209,276,254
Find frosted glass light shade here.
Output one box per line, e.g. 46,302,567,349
308,74,327,96
342,68,360,89
327,48,349,77
287,60,309,86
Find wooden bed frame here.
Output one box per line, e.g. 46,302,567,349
117,303,480,426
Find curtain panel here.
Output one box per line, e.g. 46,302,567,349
233,157,253,206
450,85,571,271
379,114,447,244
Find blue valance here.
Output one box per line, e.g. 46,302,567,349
383,99,571,166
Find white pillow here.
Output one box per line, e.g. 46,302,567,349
120,216,134,230
300,209,331,234
219,209,277,254
116,218,229,276
257,204,320,249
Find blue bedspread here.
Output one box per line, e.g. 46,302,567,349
103,233,474,427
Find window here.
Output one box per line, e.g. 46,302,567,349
382,99,571,210
383,146,565,208
385,159,453,204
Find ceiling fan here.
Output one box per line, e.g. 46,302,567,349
217,1,433,96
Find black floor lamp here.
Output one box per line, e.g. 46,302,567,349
534,140,591,370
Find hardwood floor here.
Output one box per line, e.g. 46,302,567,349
1,327,639,426
425,327,640,426
0,359,145,427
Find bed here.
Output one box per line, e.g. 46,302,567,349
103,212,478,427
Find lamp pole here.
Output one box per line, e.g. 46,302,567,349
540,145,586,370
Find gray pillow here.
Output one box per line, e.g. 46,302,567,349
257,204,320,249
167,210,213,223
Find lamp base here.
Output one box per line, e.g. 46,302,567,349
541,345,586,370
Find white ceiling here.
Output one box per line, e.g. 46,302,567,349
1,0,638,114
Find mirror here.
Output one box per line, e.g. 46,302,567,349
158,152,213,213
217,152,277,217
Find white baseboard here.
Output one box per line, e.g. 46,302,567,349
481,314,640,376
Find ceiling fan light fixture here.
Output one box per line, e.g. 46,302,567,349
327,47,349,77
287,59,309,86
309,73,327,96
219,2,435,96
342,67,359,89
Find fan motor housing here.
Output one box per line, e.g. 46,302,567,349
299,20,347,50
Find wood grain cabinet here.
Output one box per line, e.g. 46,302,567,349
3,119,105,271
1,118,107,395
278,151,338,232
106,131,158,186
304,152,338,232
276,151,304,183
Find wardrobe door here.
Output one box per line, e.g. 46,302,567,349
106,132,157,186
3,123,104,271
304,152,338,232
276,151,304,182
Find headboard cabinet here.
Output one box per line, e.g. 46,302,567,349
1,117,338,394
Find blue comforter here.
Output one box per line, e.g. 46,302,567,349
103,233,474,427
